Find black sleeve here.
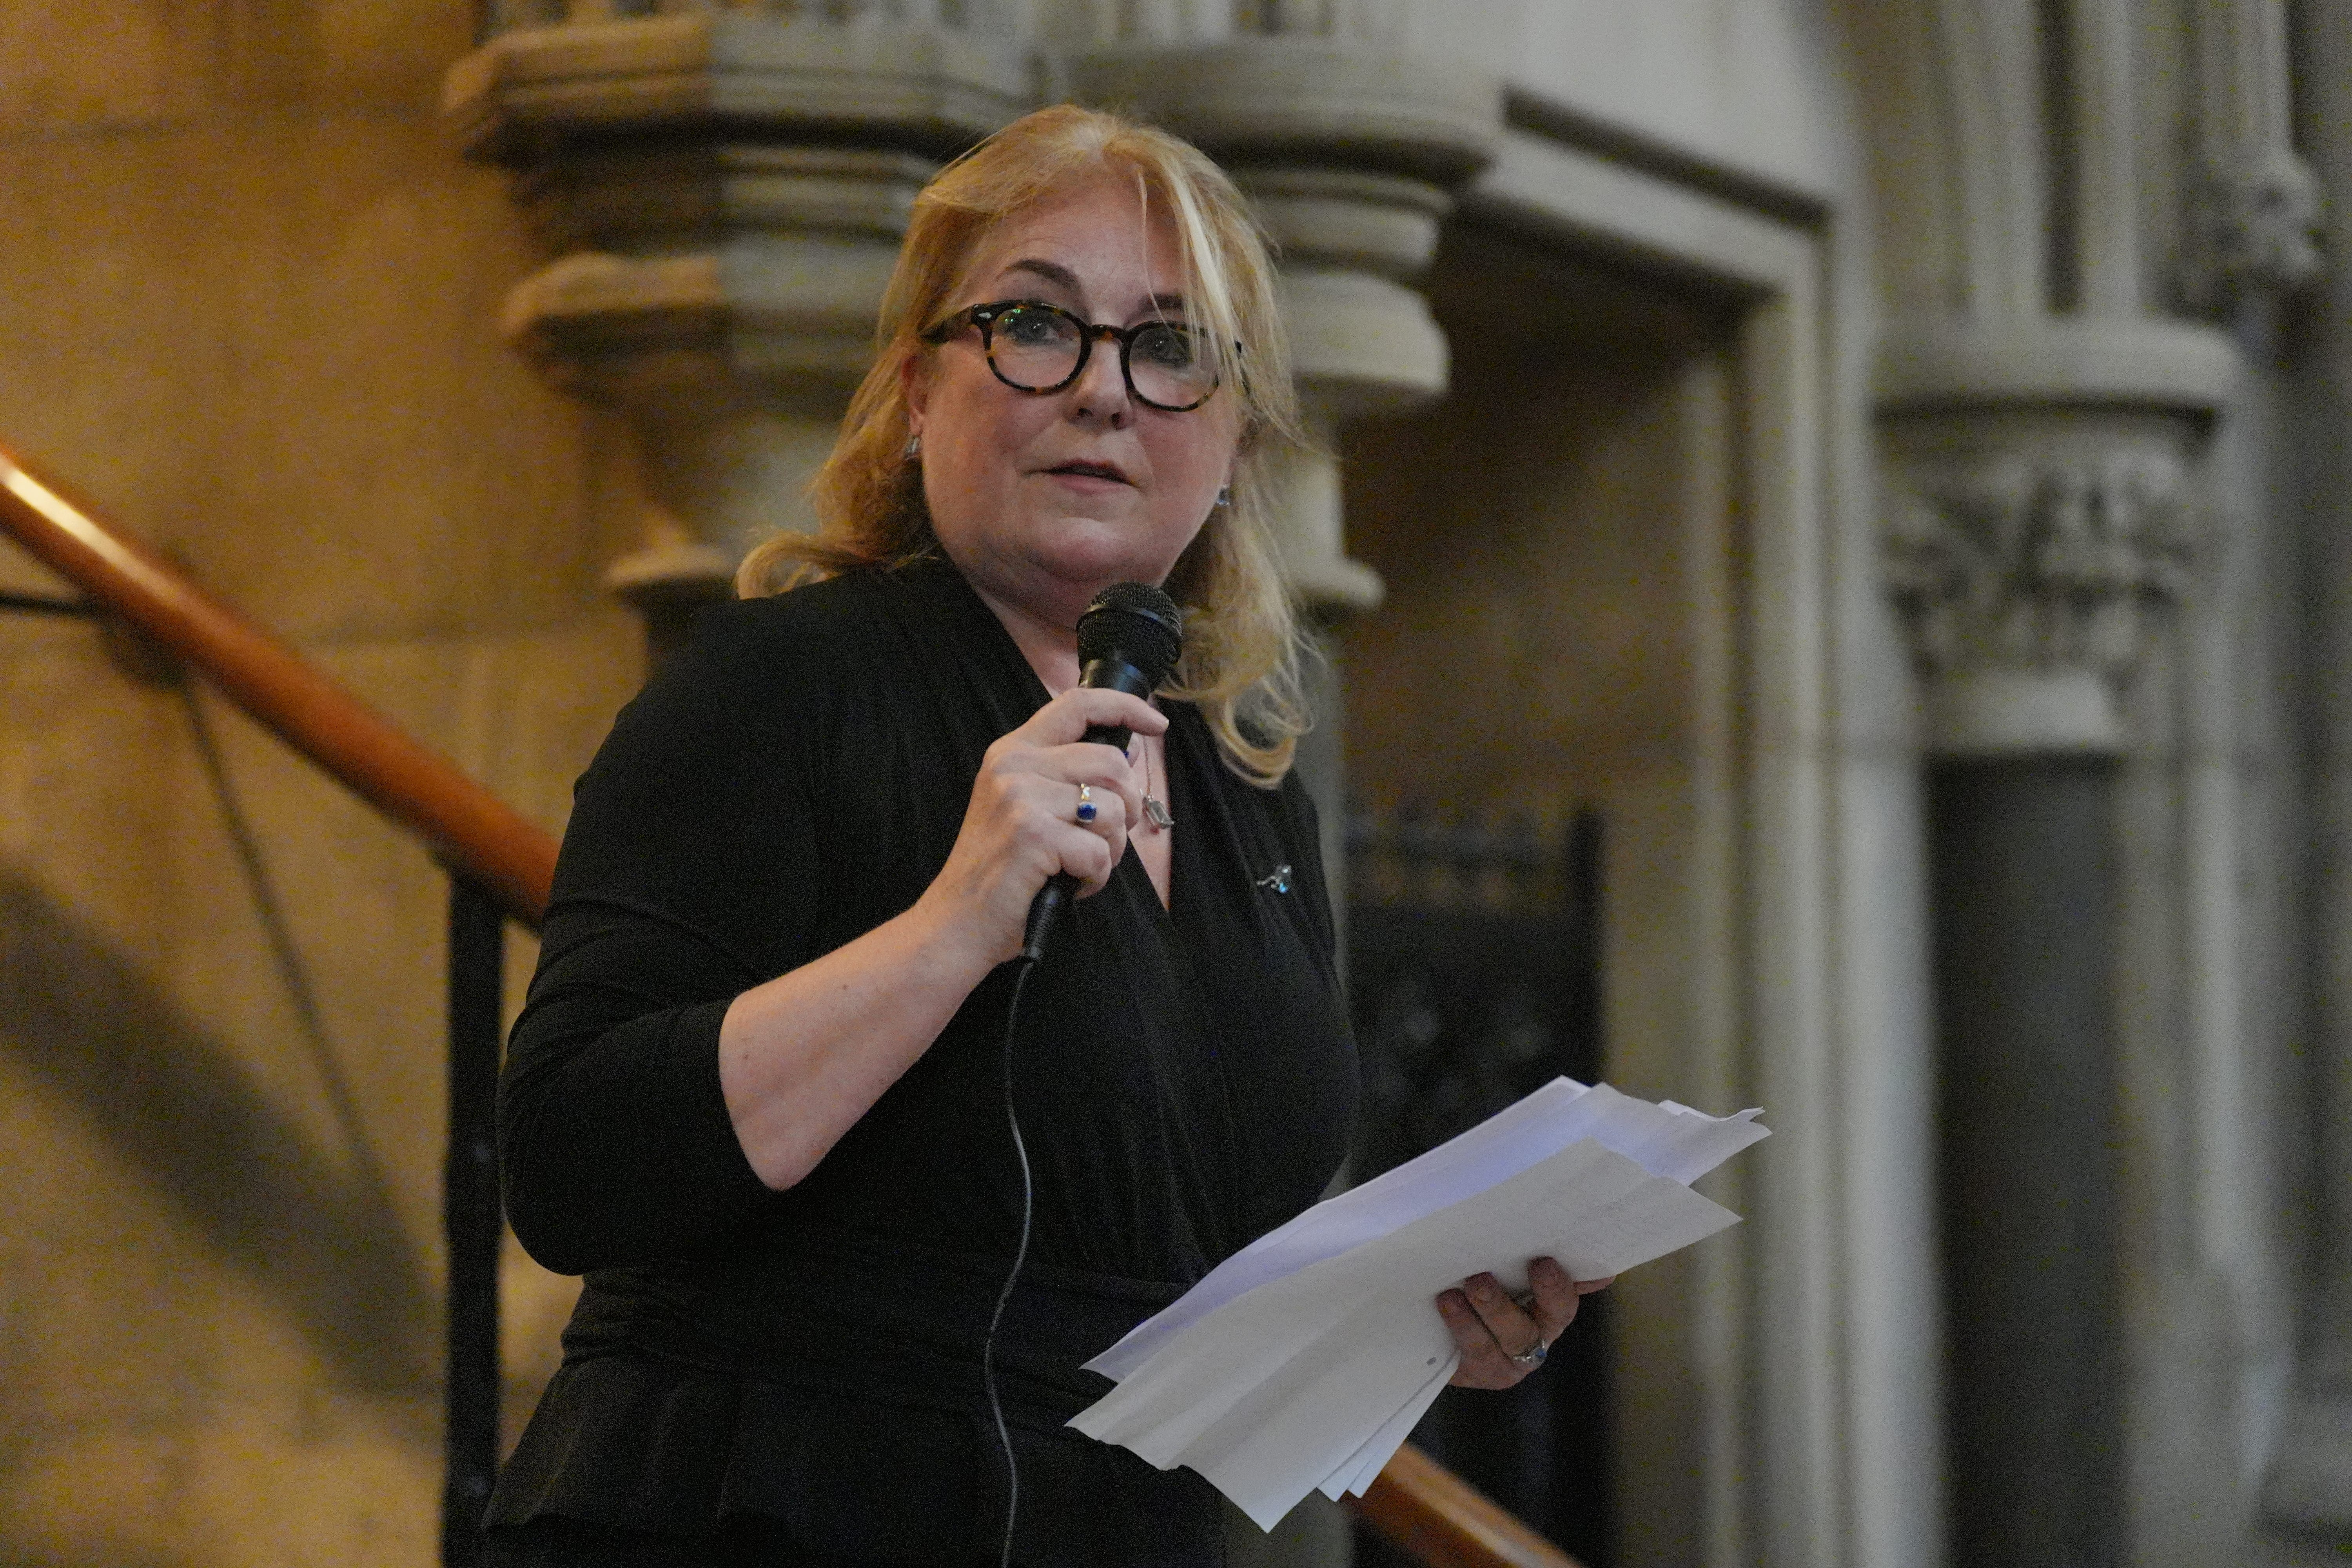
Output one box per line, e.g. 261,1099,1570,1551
498,602,826,1275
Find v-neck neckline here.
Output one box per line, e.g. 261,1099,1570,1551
1131,712,1182,918
917,557,1180,916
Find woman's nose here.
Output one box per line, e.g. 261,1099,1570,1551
1066,338,1133,427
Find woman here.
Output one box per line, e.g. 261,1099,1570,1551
483,105,1598,1568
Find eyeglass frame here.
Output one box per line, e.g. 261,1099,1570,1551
919,299,1222,413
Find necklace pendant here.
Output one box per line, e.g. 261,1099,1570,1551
1143,795,1175,830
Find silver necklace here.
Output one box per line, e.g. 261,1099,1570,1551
1142,737,1174,829
1054,672,1173,828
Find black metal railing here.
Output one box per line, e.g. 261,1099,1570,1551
1346,802,1611,1566
443,879,508,1566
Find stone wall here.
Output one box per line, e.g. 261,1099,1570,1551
5,5,2346,1568
0,5,624,1563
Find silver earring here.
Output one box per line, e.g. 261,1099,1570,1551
1214,485,1232,508
906,433,922,458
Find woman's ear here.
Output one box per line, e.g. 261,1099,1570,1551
899,347,930,437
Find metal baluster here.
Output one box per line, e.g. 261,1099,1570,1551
443,878,506,1567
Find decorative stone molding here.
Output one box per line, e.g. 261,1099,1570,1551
447,14,1021,632
498,152,931,403
2189,0,2324,303
1883,438,2196,755
1876,318,2242,416
449,14,1029,159
2197,146,2324,300
1251,181,1452,616
1053,38,1496,185
1056,36,1499,619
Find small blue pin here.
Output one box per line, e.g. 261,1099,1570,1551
1256,864,1292,894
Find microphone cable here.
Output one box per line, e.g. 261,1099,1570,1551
983,581,1180,1566
983,954,1040,1568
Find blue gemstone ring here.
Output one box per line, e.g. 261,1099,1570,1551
1075,784,1098,824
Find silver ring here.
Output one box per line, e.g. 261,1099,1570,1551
1075,783,1098,824
1510,1339,1550,1369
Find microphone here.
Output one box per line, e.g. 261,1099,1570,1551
1019,581,1184,964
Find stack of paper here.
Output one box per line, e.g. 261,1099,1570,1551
1069,1078,1769,1529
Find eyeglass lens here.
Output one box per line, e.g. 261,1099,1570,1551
985,305,1215,411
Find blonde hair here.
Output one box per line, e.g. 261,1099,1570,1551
735,103,1309,786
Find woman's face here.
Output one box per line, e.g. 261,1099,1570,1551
906,172,1243,633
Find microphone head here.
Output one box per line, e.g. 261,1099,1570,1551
1076,582,1183,691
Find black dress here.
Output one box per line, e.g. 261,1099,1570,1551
485,559,1358,1566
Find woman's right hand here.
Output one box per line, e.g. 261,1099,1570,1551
718,686,1167,1189
915,687,1167,967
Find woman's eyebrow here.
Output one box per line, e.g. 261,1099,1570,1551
994,260,1190,319
1001,258,1081,292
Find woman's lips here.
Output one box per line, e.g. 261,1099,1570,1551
1041,462,1133,491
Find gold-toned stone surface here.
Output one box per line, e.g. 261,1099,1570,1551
0,5,628,1562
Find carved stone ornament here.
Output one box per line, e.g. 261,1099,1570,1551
2201,146,2325,300
2187,0,2325,304
1884,448,2198,754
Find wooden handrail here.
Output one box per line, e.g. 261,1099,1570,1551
0,439,1587,1568
1352,1443,1588,1568
0,441,555,928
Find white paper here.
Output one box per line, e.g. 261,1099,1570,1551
1323,1356,1454,1501
1069,1078,1768,1530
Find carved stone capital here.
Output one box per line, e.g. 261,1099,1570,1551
1882,426,2200,755
1874,316,2234,753
487,156,922,608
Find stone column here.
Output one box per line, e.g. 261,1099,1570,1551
2263,0,2352,1537
1858,0,2257,1556
1057,11,1501,895
445,6,1030,655
1880,394,2211,1566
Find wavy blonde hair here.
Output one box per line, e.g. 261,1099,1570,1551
734,103,1309,785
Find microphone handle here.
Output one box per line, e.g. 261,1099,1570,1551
1019,707,1139,964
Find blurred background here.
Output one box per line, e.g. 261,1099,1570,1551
0,2,2347,1565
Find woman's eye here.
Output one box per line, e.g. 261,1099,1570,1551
1002,309,1071,346
1135,325,1198,368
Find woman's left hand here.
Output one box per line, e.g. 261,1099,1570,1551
1436,1257,1615,1389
